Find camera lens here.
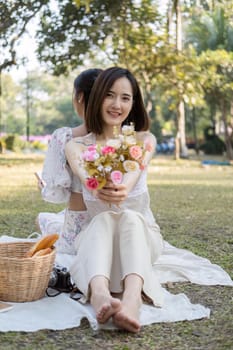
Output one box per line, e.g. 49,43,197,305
61,267,68,273
48,268,58,287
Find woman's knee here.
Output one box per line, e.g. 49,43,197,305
119,210,143,227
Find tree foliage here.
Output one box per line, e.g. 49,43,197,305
185,7,233,53
1,0,233,158
36,0,131,75
0,0,49,72
199,50,233,158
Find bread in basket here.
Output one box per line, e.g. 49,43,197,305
0,234,58,302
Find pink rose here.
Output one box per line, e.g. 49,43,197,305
101,146,116,155
82,150,98,161
110,170,123,184
85,178,99,190
87,145,97,151
129,145,143,160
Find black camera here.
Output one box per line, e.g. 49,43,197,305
48,264,74,293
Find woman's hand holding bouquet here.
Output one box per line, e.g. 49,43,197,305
96,181,128,206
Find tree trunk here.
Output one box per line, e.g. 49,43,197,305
0,70,2,135
175,132,180,160
192,107,199,154
176,100,188,158
174,0,188,159
222,101,233,160
26,73,30,142
166,1,173,42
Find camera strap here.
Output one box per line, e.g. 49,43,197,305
46,285,83,299
46,283,75,297
46,288,63,297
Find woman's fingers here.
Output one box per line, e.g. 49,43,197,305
96,184,127,204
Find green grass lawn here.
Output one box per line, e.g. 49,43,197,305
0,153,232,350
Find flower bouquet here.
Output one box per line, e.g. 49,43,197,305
81,123,152,190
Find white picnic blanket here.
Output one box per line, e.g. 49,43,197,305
0,235,232,332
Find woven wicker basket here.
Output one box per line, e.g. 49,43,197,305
0,241,56,302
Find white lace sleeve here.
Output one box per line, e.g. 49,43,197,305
41,127,75,203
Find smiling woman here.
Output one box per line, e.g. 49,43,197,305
64,66,233,334
65,66,162,333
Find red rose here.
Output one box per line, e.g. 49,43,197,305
85,178,99,190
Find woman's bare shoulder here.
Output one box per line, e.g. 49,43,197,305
66,133,94,151
72,133,95,145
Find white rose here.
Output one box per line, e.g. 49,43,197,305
123,160,140,172
105,166,112,173
97,165,104,172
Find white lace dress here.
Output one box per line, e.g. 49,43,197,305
41,127,79,203
37,127,88,253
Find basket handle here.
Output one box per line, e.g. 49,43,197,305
27,232,42,240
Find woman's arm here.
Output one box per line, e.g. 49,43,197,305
65,137,88,185
123,131,156,191
65,138,90,212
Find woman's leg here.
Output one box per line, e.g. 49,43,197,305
113,274,142,333
112,210,163,332
70,212,121,324
118,210,164,307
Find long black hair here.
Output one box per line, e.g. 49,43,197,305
73,68,103,113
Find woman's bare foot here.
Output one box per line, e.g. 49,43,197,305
90,292,121,324
113,297,141,333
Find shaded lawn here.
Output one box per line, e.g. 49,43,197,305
0,154,232,350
